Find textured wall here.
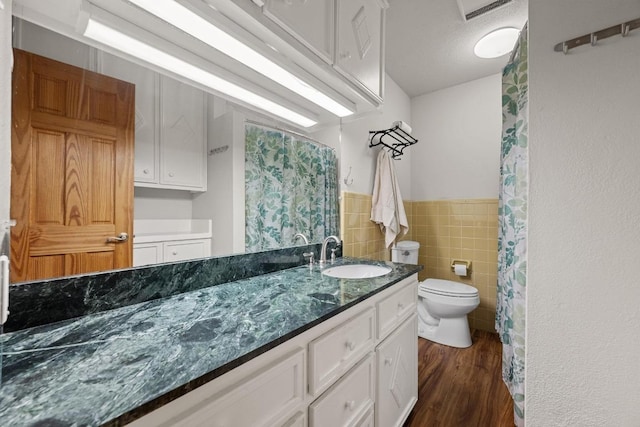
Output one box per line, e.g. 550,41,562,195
410,74,502,200
527,0,640,424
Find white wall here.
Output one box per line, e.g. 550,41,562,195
0,1,11,252
410,74,502,200
134,188,194,220
314,74,412,198
527,1,640,425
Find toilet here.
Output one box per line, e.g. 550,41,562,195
391,241,480,348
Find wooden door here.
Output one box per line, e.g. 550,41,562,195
11,49,134,282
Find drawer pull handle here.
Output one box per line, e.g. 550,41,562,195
345,400,356,411
398,302,404,310
345,340,355,351
385,357,393,366
172,251,178,255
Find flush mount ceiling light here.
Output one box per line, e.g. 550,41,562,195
474,27,520,59
81,14,317,128
128,0,355,118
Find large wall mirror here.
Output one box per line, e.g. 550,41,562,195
9,16,339,284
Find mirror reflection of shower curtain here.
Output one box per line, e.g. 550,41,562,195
244,124,339,252
496,23,528,427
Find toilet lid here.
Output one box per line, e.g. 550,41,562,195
420,278,478,297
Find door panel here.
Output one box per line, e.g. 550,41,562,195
11,49,134,282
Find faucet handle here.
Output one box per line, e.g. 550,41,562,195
330,247,338,263
303,251,314,266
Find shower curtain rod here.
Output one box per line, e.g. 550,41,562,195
245,119,335,151
554,17,640,54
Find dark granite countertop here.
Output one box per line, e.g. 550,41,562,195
0,258,421,426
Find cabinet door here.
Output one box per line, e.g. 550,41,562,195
159,76,207,190
133,243,163,267
163,239,210,263
98,52,158,184
264,0,334,63
335,0,384,100
376,315,418,427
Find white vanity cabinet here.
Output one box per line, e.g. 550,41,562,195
132,220,212,266
129,274,419,427
263,0,335,63
133,239,211,267
335,0,385,101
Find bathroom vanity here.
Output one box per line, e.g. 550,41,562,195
0,257,421,426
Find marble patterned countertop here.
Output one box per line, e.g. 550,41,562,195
0,258,421,426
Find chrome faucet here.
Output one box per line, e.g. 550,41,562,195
293,233,309,245
319,235,341,265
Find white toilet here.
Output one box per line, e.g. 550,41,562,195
391,241,480,348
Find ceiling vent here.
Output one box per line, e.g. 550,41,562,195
456,0,513,21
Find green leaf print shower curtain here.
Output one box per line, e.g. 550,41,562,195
245,124,339,252
496,24,528,427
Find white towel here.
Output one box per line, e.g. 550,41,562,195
370,150,408,248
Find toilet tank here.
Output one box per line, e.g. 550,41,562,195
391,240,420,264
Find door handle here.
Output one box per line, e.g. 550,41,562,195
106,232,129,243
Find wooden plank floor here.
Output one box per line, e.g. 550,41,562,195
404,330,515,427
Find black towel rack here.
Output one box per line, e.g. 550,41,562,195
368,125,418,159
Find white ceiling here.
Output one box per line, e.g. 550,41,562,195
385,0,528,97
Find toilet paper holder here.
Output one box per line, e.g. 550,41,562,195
450,259,471,272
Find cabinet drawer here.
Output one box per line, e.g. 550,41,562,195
178,349,305,427
163,239,210,262
377,277,417,340
309,353,374,427
308,308,375,396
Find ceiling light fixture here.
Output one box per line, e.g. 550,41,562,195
128,0,355,118
82,17,317,128
474,27,520,59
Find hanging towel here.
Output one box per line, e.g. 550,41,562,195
370,149,408,248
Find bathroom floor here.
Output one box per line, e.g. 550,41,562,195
404,330,515,427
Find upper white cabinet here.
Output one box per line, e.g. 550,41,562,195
260,0,386,103
159,76,207,190
263,0,335,63
335,0,385,101
99,56,207,191
98,52,159,184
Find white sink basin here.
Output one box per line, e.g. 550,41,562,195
322,264,392,279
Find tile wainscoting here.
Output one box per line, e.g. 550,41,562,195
340,192,499,332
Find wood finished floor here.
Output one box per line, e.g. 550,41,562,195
404,330,515,427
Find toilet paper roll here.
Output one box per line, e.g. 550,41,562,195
454,263,467,276
392,120,412,134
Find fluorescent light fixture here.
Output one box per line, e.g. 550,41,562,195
474,27,520,59
128,0,354,117
83,18,317,128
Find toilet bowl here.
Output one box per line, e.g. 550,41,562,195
417,278,479,348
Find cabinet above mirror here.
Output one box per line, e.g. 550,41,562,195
13,0,388,130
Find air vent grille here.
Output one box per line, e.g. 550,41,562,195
459,0,513,21
466,0,512,20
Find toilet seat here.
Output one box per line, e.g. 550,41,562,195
419,278,478,298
